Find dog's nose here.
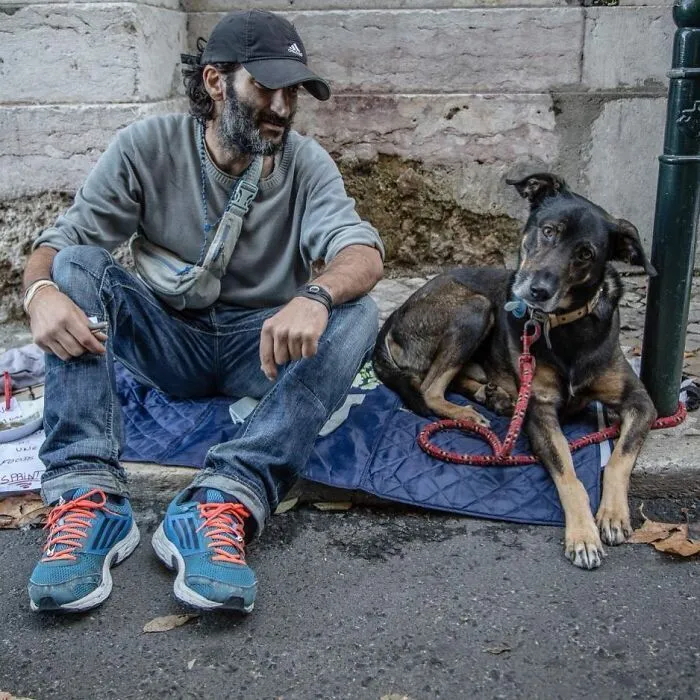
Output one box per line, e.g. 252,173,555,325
529,284,553,302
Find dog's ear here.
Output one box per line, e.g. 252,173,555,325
609,218,657,276
506,173,567,207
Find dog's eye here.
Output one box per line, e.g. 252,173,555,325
577,247,595,262
541,225,555,240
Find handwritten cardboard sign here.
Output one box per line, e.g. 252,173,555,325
0,430,46,494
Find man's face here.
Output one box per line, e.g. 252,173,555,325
217,67,298,156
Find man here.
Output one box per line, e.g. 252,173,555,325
23,9,384,614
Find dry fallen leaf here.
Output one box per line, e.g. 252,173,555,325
143,614,199,633
274,497,299,515
627,518,681,544
652,526,700,557
187,659,196,670
628,506,700,557
312,502,353,512
380,695,413,700
0,495,49,530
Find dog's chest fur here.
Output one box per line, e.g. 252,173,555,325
534,313,620,399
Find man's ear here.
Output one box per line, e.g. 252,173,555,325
202,65,226,102
609,218,657,276
506,173,567,208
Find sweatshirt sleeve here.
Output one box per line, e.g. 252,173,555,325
32,126,143,252
298,140,385,264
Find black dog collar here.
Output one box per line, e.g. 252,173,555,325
295,283,333,314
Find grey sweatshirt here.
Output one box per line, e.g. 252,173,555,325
34,113,384,308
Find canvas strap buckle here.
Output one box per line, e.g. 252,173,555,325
231,179,259,215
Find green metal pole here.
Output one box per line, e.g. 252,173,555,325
640,0,700,417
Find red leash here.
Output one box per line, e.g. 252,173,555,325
3,370,11,411
417,319,687,466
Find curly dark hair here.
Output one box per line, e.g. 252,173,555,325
182,37,239,122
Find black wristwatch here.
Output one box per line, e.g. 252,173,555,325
295,283,333,314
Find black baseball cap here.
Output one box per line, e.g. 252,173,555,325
197,10,330,101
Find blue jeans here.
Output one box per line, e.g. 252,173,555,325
40,246,378,535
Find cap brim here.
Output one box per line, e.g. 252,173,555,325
243,58,331,101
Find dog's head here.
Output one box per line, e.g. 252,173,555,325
507,173,656,313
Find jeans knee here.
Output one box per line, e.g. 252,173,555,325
349,295,379,343
52,246,113,305
330,295,379,359
53,246,112,284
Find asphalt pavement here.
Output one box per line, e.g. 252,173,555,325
1,500,699,700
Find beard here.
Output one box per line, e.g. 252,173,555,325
217,82,296,157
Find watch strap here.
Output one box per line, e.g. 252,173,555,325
294,283,333,313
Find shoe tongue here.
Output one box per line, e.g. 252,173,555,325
60,487,101,504
190,487,237,504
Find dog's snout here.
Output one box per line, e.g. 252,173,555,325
529,284,553,302
512,268,560,311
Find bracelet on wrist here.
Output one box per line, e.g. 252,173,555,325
23,279,59,315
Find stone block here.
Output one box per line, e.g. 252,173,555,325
295,93,557,272
296,92,559,217
184,0,572,10
617,0,674,5
582,7,675,90
0,4,186,103
1,0,181,9
189,8,583,93
0,99,187,199
584,97,666,253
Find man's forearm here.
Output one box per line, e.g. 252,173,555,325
312,244,383,306
24,246,58,292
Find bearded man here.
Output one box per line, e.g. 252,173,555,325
22,10,384,614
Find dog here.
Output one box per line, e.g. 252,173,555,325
373,173,658,570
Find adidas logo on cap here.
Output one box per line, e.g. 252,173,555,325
287,42,303,57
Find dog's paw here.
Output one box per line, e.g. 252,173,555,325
595,504,632,546
484,383,514,416
564,524,605,570
456,405,490,427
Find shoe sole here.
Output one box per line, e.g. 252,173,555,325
151,523,255,613
30,521,141,613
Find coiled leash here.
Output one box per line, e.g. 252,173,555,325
417,317,687,466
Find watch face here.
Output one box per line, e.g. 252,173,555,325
308,285,320,293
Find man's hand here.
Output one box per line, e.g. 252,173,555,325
259,297,329,380
28,287,107,360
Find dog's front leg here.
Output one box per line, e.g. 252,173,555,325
592,367,657,545
526,381,604,569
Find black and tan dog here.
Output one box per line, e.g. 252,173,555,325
373,173,657,569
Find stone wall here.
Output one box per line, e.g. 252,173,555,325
0,0,677,320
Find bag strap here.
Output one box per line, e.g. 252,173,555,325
227,155,263,218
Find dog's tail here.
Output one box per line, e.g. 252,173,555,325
372,323,431,417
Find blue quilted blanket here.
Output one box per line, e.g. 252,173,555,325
117,361,609,526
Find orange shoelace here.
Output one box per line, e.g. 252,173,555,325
42,489,113,562
196,502,250,564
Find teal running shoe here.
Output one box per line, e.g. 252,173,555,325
28,487,140,612
152,488,257,612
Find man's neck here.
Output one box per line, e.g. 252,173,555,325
204,121,275,178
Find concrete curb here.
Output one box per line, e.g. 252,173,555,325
630,412,700,499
